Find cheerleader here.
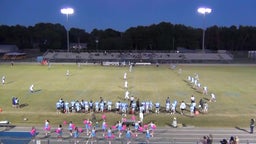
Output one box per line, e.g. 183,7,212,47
149,122,156,137
145,128,151,143
116,121,123,138
102,120,107,136
125,127,133,144
73,127,79,144
30,126,37,140
134,121,140,137
56,124,63,141
106,127,114,144
84,119,91,136
44,120,50,136
68,121,73,136
90,127,96,141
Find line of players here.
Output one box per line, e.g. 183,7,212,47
187,73,216,102
56,97,184,116
56,98,155,113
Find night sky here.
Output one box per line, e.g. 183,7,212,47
0,0,255,32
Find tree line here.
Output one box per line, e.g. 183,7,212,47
0,22,255,52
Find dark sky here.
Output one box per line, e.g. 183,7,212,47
0,0,255,32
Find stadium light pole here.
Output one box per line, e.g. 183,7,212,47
197,7,212,52
61,8,74,53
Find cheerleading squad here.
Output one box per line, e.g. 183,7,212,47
31,115,157,144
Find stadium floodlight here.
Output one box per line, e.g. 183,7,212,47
197,7,212,52
61,8,74,53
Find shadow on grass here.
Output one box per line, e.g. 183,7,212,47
19,103,29,108
235,126,250,133
5,81,15,85
0,124,16,131
34,89,42,93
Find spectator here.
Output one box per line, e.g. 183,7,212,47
250,118,255,134
199,136,207,144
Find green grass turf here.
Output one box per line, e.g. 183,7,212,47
0,63,256,128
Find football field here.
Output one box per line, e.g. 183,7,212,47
0,63,256,128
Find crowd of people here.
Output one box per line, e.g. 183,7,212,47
54,67,220,119
186,72,217,116
4,63,237,143
219,136,239,144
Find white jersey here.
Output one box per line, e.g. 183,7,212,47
124,73,127,80
124,81,128,88
187,76,191,81
129,65,132,72
180,102,186,109
2,76,5,84
125,91,129,99
30,85,34,92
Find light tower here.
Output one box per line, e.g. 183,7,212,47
61,8,74,53
197,7,212,52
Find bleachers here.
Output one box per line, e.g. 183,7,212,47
219,53,233,61
43,51,233,63
183,53,221,61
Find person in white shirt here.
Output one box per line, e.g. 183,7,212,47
210,93,216,102
180,101,186,115
124,81,128,89
30,84,34,93
66,70,70,77
195,73,199,80
166,102,170,112
191,77,194,85
203,86,208,95
139,111,144,122
129,64,133,72
125,90,129,100
187,76,191,82
2,76,5,85
130,95,134,106
116,101,120,113
107,101,112,111
124,72,127,80
190,95,195,103
197,83,201,90
193,79,198,88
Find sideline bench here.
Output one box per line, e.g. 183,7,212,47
0,121,15,130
